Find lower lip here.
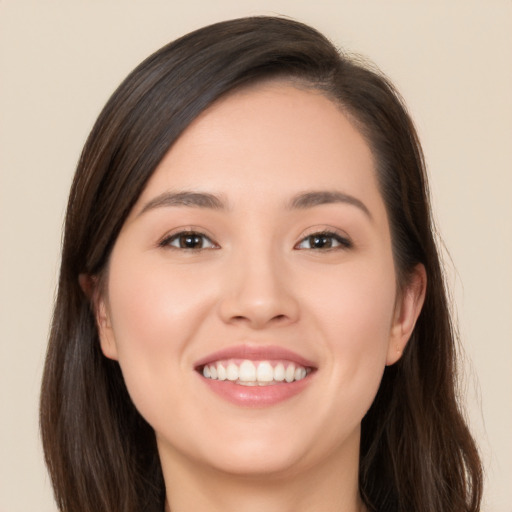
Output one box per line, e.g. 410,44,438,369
200,375,313,407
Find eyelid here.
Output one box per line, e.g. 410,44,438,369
158,227,220,250
294,226,353,250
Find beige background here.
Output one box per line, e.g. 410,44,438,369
1,1,511,511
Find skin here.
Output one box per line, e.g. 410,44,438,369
95,82,426,512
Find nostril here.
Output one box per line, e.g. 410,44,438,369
219,291,300,328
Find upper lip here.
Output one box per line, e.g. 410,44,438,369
194,344,316,369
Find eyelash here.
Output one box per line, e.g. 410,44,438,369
294,230,352,251
159,230,218,251
159,229,352,251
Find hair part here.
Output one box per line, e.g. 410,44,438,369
40,16,482,512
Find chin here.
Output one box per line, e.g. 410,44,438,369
202,444,308,479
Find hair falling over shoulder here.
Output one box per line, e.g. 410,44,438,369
40,16,482,512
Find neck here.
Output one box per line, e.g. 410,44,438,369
159,432,365,512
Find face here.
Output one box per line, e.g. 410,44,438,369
96,82,424,479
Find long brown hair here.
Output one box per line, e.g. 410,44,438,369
40,16,482,512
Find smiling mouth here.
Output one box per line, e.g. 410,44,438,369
194,345,317,405
199,359,313,386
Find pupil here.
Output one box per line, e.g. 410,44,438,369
180,234,202,248
311,235,331,248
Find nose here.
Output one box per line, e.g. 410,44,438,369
218,250,300,329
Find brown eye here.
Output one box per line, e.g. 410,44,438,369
162,231,217,250
295,231,352,250
308,234,333,249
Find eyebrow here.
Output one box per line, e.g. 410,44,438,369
138,189,371,220
288,191,372,220
138,191,227,216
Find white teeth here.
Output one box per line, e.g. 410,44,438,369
202,359,309,385
274,363,285,381
217,363,227,381
285,364,296,383
226,362,239,381
294,366,307,381
239,360,256,382
256,361,274,382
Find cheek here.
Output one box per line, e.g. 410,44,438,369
107,248,216,350
104,252,214,420
306,258,397,407
308,255,396,338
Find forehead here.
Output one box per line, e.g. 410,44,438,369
131,81,382,215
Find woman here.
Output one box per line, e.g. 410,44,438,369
40,16,482,512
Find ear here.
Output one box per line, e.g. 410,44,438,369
386,264,427,366
79,273,119,361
